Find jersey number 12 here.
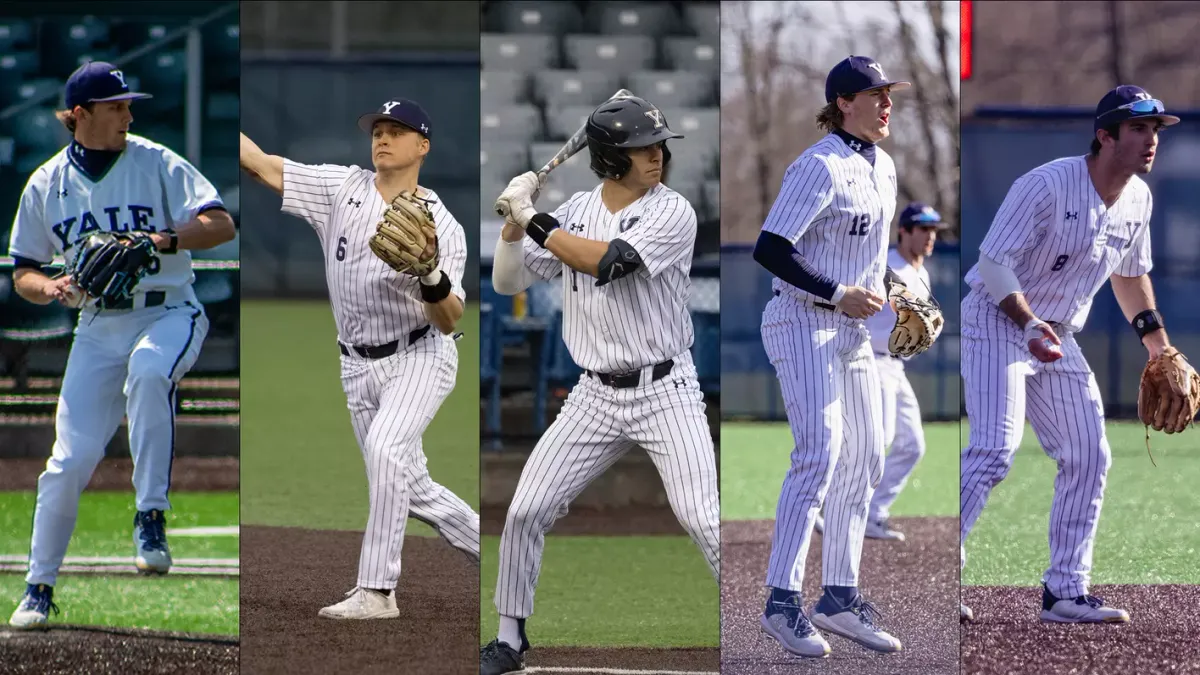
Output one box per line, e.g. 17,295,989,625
848,214,871,236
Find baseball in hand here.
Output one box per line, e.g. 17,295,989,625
60,283,86,308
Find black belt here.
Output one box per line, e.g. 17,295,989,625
586,359,674,389
774,289,837,312
338,325,431,359
101,291,166,311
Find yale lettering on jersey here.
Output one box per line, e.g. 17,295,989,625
51,204,158,250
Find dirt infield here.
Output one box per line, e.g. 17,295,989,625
721,517,959,675
240,525,478,675
962,584,1200,674
527,647,718,672
0,457,240,492
0,625,238,675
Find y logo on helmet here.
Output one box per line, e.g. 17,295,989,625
867,62,885,78
109,69,128,88
644,109,664,129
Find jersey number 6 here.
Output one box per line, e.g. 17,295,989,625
336,236,347,261
848,214,871,236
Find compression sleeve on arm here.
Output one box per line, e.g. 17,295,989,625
492,237,537,295
977,253,1024,303
753,231,843,302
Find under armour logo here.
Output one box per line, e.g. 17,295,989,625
568,223,584,232
644,109,664,129
347,198,362,207
57,189,68,198
110,69,127,88
867,62,885,78
1065,211,1078,220
420,123,428,133
673,378,686,388
381,101,401,115
848,139,862,151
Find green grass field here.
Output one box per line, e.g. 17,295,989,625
962,420,1200,587
720,421,960,520
240,299,479,530
0,491,239,635
479,535,719,648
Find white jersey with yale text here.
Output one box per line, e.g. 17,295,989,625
522,183,696,373
760,134,898,305
8,134,223,292
866,248,932,356
280,159,468,347
963,155,1153,332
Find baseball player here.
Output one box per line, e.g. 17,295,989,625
959,85,1192,624
7,61,236,628
751,56,914,658
238,98,481,620
479,95,720,675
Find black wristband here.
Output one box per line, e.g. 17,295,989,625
162,229,178,254
419,270,452,304
527,213,560,248
1132,308,1164,340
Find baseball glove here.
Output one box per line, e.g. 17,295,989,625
888,283,944,358
67,232,158,308
369,191,438,276
1138,346,1200,437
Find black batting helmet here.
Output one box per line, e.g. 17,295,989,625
586,96,684,181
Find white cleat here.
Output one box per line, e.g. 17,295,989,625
9,584,58,629
811,594,902,654
760,592,830,658
133,510,172,575
961,603,974,621
1039,585,1130,624
865,519,906,541
318,587,400,620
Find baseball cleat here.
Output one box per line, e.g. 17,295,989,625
480,638,528,674
1039,584,1130,623
317,587,399,620
811,591,902,653
760,589,830,658
133,509,172,575
865,518,906,541
9,584,59,629
961,603,974,621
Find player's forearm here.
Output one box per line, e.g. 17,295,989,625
492,237,536,295
239,132,284,196
997,293,1039,329
12,268,56,305
545,231,606,278
423,293,463,334
1111,273,1171,356
752,231,841,301
152,209,236,252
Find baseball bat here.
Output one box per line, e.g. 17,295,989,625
494,88,634,218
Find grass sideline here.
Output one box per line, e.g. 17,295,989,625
240,299,479,531
479,535,718,648
720,421,960,520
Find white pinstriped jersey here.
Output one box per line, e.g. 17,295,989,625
8,134,223,295
963,155,1153,331
280,159,467,347
522,183,696,373
760,134,897,304
866,248,932,356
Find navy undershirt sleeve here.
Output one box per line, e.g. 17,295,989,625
752,231,839,301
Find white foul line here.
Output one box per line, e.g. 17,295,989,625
525,668,717,675
170,526,240,537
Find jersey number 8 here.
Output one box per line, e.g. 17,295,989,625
848,214,871,236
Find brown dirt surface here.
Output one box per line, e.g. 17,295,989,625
528,646,718,672
721,517,959,675
0,625,237,675
481,504,689,536
962,584,1200,674
240,525,479,675
0,457,239,492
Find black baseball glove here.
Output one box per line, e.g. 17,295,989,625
68,232,158,308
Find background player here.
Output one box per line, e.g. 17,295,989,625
959,85,1185,623
8,61,236,628
751,55,910,658
238,98,480,620
479,95,720,675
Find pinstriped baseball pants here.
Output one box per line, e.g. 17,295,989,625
761,295,885,591
341,332,481,590
494,353,720,619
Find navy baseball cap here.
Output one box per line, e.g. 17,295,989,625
1095,85,1180,131
357,99,431,137
825,56,911,104
899,202,946,229
64,61,152,109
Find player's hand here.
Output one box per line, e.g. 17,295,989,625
837,286,884,319
43,275,80,307
495,171,544,226
1024,320,1063,363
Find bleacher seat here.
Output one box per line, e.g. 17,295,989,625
672,107,719,158
564,35,656,72
546,105,594,141
482,105,542,142
481,142,529,183
12,79,62,108
663,37,718,74
628,71,712,108
130,50,187,114
206,91,239,122
703,180,719,218
0,52,41,95
42,17,110,78
8,108,65,153
482,33,558,72
482,71,529,107
110,20,183,54
591,3,679,37
684,3,720,42
201,20,239,84
534,70,623,111
493,1,584,35
0,21,35,53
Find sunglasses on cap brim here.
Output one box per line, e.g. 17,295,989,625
1100,98,1181,125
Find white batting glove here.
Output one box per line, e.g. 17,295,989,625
495,171,543,228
